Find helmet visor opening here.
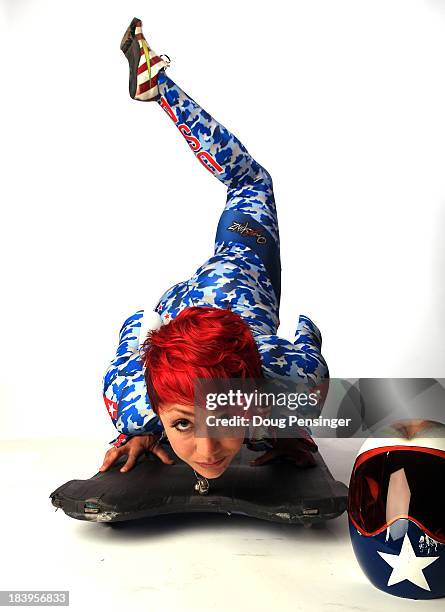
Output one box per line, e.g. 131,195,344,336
349,446,445,544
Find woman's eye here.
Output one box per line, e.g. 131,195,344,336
173,419,193,432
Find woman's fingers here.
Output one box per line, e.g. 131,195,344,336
294,437,318,453
120,450,139,472
151,444,175,465
99,435,175,475
249,449,277,466
99,447,122,472
292,449,317,468
248,446,317,468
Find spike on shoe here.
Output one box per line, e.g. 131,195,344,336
120,17,170,101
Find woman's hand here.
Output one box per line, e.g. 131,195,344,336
249,437,318,468
99,434,175,473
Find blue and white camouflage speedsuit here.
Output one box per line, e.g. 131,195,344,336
103,71,329,448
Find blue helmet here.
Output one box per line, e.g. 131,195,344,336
348,420,445,600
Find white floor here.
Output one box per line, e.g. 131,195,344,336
1,437,442,612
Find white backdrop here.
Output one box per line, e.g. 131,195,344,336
2,0,444,441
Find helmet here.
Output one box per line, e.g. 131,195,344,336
348,420,445,599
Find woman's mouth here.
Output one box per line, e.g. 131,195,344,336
195,456,226,468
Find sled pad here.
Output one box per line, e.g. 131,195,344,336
49,444,348,525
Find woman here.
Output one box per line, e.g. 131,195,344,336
99,18,329,482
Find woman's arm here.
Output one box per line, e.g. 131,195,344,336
102,310,164,446
245,316,328,455
255,315,328,392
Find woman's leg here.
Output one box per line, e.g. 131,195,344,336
155,71,281,303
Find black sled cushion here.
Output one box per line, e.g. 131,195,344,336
49,443,348,525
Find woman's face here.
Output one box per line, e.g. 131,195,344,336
158,403,244,479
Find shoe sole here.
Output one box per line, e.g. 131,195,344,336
120,17,141,54
120,17,142,99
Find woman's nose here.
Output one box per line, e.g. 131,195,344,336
194,435,221,461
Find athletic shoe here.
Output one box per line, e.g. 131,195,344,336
120,17,170,101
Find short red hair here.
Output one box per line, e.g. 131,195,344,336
142,306,264,413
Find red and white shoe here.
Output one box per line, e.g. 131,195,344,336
120,17,170,101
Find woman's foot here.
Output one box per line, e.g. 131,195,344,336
120,17,170,101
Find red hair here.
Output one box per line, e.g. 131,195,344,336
142,306,264,413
